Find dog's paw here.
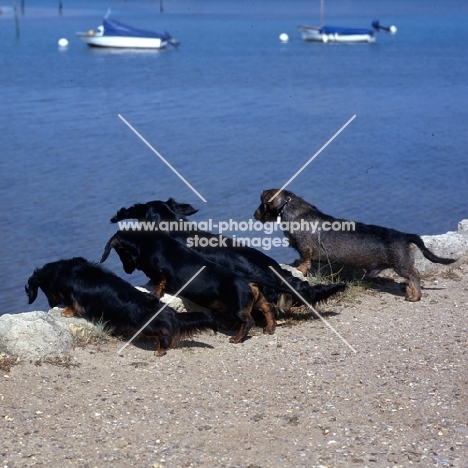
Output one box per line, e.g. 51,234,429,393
62,307,75,317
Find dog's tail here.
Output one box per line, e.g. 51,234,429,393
110,203,147,223
173,311,218,344
408,234,456,265
25,271,41,304
275,269,345,306
296,282,347,306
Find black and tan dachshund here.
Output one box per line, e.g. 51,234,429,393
110,198,346,310
25,257,218,356
254,189,456,301
100,230,291,343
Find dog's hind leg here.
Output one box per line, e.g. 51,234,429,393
152,269,167,299
229,304,256,344
228,284,257,344
230,321,248,344
251,285,276,335
296,259,312,276
395,245,422,302
403,267,422,302
150,331,171,356
153,336,167,356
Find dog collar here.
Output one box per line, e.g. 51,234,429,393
276,196,291,223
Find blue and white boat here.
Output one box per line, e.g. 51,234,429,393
77,16,179,49
298,0,396,43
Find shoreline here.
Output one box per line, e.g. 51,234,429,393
1,219,467,360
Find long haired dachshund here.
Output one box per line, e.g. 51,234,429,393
254,189,456,301
25,257,218,356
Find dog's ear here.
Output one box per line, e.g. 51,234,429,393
261,189,274,203
166,198,199,217
281,189,294,199
118,242,138,274
25,275,39,304
100,235,120,263
115,236,139,274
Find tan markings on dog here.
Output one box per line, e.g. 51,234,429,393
230,322,247,344
146,332,167,357
62,300,86,317
405,266,422,301
297,259,312,276
152,269,167,299
252,286,276,335
62,306,75,317
152,335,167,357
72,300,87,317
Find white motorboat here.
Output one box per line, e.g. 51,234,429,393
77,16,179,49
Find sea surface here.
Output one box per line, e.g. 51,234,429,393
1,0,467,314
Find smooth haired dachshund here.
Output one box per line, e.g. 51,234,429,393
101,229,325,343
110,198,346,310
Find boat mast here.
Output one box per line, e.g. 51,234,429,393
320,0,324,27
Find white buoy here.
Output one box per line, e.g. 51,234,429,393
389,25,397,34
279,33,289,43
58,38,69,48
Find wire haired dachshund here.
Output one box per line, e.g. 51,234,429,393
254,189,456,301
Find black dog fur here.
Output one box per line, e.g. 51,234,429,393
25,257,218,356
101,229,337,343
110,199,346,310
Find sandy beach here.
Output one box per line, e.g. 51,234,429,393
1,261,467,468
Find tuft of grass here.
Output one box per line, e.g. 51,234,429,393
306,264,345,285
334,278,368,304
439,267,463,281
71,318,115,348
304,265,377,307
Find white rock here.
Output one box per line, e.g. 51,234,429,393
160,294,211,313
0,311,73,359
458,219,468,231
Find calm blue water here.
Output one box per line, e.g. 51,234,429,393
1,0,467,314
